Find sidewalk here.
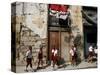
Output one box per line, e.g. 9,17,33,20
16,60,97,73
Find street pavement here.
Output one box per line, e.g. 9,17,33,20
16,60,97,73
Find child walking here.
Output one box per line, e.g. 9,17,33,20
25,46,33,72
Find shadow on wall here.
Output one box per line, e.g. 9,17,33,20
76,50,81,65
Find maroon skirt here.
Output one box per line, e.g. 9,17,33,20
51,55,57,62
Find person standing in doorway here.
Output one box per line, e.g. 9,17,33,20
51,47,58,70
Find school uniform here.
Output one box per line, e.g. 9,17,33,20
52,49,58,62
88,46,94,57
26,50,33,68
70,49,75,61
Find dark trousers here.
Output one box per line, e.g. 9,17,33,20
26,58,32,68
38,59,43,67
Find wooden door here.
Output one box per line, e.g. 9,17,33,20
48,31,60,60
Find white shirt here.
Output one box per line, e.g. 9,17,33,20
94,49,98,54
70,49,74,56
26,50,32,58
89,46,93,52
52,49,54,53
52,49,58,56
54,49,58,56
73,47,76,52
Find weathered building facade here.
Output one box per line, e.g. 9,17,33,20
11,2,97,66
11,2,48,66
48,4,84,62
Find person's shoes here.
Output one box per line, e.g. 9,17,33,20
24,69,28,72
33,68,37,72
30,68,34,72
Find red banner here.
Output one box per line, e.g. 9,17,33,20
49,4,68,12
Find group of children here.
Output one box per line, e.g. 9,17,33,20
25,46,43,72
24,44,97,72
25,45,77,72
69,44,98,66
25,45,59,71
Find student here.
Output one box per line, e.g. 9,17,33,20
37,46,43,69
70,46,75,66
73,45,77,65
51,47,58,69
87,45,94,63
25,46,33,72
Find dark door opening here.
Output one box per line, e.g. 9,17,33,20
84,25,97,58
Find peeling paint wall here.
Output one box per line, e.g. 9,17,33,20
12,2,48,65
14,2,48,38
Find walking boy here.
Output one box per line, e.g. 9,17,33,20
25,46,33,72
37,46,43,69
